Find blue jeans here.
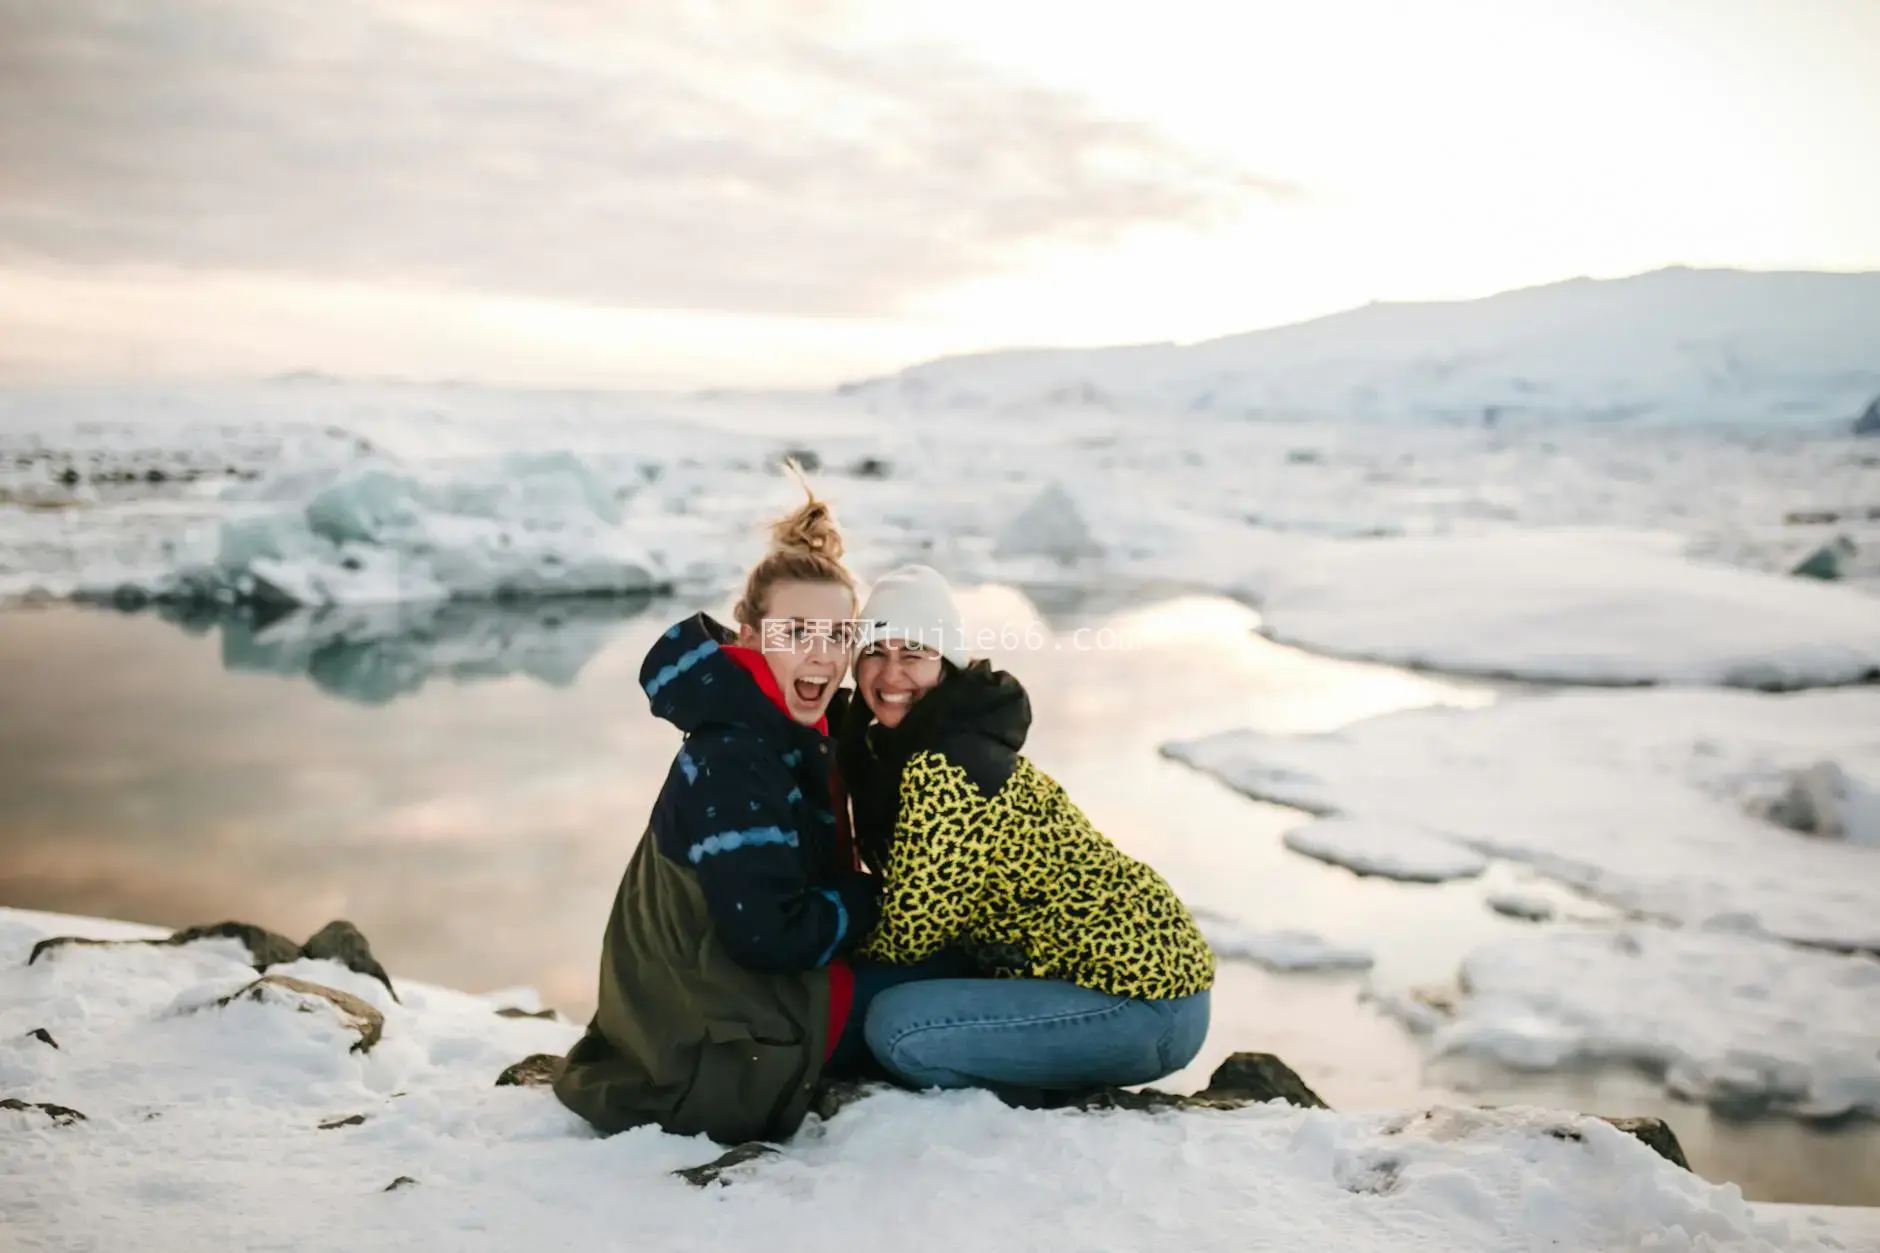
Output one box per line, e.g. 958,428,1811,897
864,978,1211,1092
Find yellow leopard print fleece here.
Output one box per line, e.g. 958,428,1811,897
859,751,1215,1000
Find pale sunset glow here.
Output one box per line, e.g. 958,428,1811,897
2,0,1875,387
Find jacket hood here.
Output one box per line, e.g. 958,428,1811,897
852,660,1031,758
641,612,824,739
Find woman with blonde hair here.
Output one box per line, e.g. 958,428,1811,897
554,476,884,1145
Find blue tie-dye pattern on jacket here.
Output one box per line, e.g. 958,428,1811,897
632,612,880,972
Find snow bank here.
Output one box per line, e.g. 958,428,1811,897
1282,817,1487,883
1163,687,1880,949
1401,925,1880,1120
1237,531,1880,689
133,452,669,607
1196,911,1375,972
0,907,1832,1253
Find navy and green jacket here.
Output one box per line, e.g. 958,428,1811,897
641,612,879,968
553,613,879,1145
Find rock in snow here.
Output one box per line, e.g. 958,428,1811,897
1788,536,1856,581
1,904,1838,1253
1854,393,1880,436
1758,760,1880,846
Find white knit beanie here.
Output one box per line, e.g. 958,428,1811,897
856,564,969,668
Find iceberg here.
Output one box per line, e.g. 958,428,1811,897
146,452,669,607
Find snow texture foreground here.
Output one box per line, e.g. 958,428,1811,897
0,908,1838,1253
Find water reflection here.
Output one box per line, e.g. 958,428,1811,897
130,595,659,705
1,590,1875,1204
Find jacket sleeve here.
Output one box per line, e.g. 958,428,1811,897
858,750,995,965
675,733,880,973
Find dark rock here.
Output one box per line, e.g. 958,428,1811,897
205,974,384,1054
144,468,168,484
495,1053,563,1087
779,448,821,474
25,1028,57,1049
1201,1052,1329,1109
0,1099,87,1126
28,935,134,965
494,1006,557,1020
382,1176,418,1192
29,921,303,972
847,456,892,480
1784,508,1844,526
1601,1116,1690,1170
301,920,398,1002
170,921,304,970
319,1114,369,1130
57,467,81,487
673,1141,780,1187
1854,394,1880,437
1790,536,1856,581
810,1078,892,1121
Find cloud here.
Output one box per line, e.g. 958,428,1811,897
0,0,1288,317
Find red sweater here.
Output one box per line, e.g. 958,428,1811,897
721,646,856,1060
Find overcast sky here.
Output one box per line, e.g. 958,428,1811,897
3,0,1877,387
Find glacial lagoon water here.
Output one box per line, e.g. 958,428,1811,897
1,590,1875,1204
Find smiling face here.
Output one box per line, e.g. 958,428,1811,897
736,578,855,724
855,638,946,729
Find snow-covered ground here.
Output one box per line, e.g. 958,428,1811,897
1163,687,1880,950
2,906,1859,1253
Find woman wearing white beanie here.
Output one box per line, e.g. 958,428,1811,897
836,565,1214,1098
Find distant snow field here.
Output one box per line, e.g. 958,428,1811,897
0,906,1850,1253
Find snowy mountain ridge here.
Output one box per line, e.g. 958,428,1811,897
841,267,1880,426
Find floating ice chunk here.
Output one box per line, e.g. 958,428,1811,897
1281,817,1487,883
992,482,1103,565
1198,914,1375,972
1238,531,1880,690
1164,687,1880,949
1402,925,1880,1120
146,452,665,607
1486,891,1556,922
